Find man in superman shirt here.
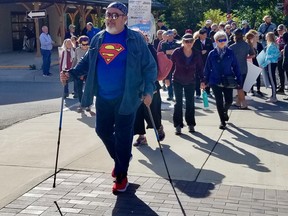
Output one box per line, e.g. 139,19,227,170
60,2,157,193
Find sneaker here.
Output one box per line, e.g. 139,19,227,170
77,106,83,113
195,95,201,99
85,106,91,111
42,74,48,77
133,136,148,147
112,176,129,193
188,125,195,133
175,126,181,135
64,93,69,98
265,97,278,103
257,90,264,97
276,89,285,95
219,122,226,130
158,125,165,141
284,96,288,100
47,73,52,76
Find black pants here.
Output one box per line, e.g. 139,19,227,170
266,63,277,98
211,85,233,123
134,89,162,135
252,75,261,91
278,58,288,90
173,81,196,127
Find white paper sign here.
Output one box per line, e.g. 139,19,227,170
128,0,155,42
243,61,262,92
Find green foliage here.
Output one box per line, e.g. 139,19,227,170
156,0,287,35
233,3,285,29
197,9,227,28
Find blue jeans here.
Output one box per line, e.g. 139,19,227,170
95,96,136,178
40,49,51,75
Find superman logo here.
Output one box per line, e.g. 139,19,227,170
99,43,125,64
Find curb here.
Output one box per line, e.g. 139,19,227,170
0,61,59,70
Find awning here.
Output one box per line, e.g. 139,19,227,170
1,0,166,9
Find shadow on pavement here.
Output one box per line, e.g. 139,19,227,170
112,183,158,216
181,132,271,172
228,123,288,156
137,144,223,198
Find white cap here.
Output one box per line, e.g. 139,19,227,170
206,20,212,24
242,20,248,25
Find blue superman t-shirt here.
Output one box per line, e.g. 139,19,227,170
97,29,127,99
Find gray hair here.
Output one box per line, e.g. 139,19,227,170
214,30,228,42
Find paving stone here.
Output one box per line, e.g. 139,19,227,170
3,170,288,216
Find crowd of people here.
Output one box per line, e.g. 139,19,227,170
56,2,288,193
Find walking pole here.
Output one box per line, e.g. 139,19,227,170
53,83,66,188
146,105,187,216
54,201,64,216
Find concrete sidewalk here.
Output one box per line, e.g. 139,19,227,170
0,87,288,215
1,51,288,214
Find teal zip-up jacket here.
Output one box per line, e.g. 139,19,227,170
69,26,157,115
260,43,280,68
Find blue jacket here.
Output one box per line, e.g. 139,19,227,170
204,48,242,86
69,27,157,115
86,27,100,41
260,43,280,68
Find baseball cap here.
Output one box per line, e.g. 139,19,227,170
182,33,193,40
242,20,248,25
205,20,212,24
166,30,174,36
277,24,286,31
233,28,243,36
199,28,207,34
106,2,128,15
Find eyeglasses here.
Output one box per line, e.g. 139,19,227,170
105,12,126,20
184,40,193,43
81,43,89,46
218,38,227,43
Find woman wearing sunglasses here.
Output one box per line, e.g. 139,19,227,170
171,33,204,135
72,35,91,112
204,31,242,129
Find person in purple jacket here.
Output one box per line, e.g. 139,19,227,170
171,33,205,135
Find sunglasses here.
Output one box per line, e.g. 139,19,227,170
184,40,193,43
105,12,126,20
81,43,89,46
218,38,227,43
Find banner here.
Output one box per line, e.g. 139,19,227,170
128,0,155,42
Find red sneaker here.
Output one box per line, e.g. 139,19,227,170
112,177,129,193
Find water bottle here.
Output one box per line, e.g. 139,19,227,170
202,90,209,110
